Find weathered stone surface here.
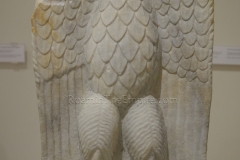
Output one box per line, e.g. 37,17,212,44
31,0,214,159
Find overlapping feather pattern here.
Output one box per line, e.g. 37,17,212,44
31,0,213,159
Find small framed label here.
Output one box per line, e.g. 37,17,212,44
0,44,25,63
213,46,240,65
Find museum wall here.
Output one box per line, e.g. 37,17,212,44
0,0,239,160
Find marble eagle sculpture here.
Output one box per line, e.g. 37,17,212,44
31,0,213,159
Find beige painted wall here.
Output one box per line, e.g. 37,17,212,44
0,0,239,160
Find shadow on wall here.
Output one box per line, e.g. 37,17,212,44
213,65,240,72
0,143,8,160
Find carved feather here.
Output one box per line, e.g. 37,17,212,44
32,0,93,159
32,0,213,160
157,0,214,160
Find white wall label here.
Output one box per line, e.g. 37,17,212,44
0,44,25,63
213,46,240,65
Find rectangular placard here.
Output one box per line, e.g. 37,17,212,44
0,44,25,63
213,46,240,65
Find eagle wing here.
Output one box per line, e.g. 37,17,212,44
156,0,214,159
31,0,95,159
32,0,214,159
